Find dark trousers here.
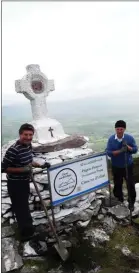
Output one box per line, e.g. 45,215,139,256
7,179,35,238
112,164,136,205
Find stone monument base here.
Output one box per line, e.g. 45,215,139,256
31,118,67,144
32,134,88,153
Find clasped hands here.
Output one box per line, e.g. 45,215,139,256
120,140,133,153
113,140,133,156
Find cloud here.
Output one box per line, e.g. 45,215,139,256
2,2,139,105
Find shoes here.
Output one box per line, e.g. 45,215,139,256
118,198,124,203
20,226,35,242
29,239,47,255
128,204,135,212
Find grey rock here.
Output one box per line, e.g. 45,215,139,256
103,216,117,234
108,204,130,220
88,266,101,273
2,226,15,239
2,182,7,187
1,237,23,272
2,204,11,215
33,218,47,226
2,173,8,181
33,173,48,184
96,194,105,200
35,191,50,201
2,217,7,224
101,208,107,215
29,240,48,255
121,246,131,256
47,237,57,243
89,200,102,216
60,240,72,248
29,182,44,195
9,218,15,225
76,220,90,228
3,211,13,219
20,265,39,273
31,211,46,219
29,204,34,211
23,256,45,261
97,214,104,221
2,192,9,198
116,245,139,260
23,242,38,257
76,199,92,210
132,202,139,217
88,192,96,203
32,157,46,165
63,199,80,208
84,228,110,247
47,268,64,273
32,134,87,153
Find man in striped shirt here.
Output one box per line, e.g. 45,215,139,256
2,123,50,242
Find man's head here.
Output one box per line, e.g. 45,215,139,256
115,120,126,139
19,123,35,145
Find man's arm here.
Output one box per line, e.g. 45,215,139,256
127,136,138,154
32,161,51,169
32,161,41,168
2,147,31,174
106,137,121,157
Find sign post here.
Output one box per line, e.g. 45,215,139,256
47,152,110,209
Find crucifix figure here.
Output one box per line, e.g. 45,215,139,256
48,127,54,138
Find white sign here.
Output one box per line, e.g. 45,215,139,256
48,153,109,206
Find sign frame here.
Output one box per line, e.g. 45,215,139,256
47,152,112,224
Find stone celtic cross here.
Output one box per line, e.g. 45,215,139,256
15,64,65,144
15,64,55,121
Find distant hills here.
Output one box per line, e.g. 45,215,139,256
2,94,138,146
2,94,138,122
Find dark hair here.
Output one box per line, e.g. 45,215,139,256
19,123,35,135
115,120,126,129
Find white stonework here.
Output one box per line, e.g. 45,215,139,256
15,64,66,144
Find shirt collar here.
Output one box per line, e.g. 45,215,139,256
115,134,124,142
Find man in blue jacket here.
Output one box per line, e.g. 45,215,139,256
106,120,138,211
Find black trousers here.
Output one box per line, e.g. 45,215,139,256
7,179,35,238
112,164,136,205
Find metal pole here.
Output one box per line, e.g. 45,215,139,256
124,151,132,225
106,155,112,207
47,169,56,228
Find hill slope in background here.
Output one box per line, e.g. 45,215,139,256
2,95,139,148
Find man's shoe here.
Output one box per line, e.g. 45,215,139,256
118,197,124,203
128,204,134,212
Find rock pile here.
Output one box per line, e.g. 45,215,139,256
1,140,139,273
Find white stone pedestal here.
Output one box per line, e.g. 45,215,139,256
32,118,67,144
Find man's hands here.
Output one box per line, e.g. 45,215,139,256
41,162,51,169
112,140,133,156
112,150,121,156
22,164,32,173
23,161,51,173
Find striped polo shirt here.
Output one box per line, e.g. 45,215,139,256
2,140,33,180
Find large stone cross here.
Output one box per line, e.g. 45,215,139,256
15,64,65,144
15,64,55,121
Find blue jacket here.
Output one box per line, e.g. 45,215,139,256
106,133,138,168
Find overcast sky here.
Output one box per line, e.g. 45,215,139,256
2,1,139,105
